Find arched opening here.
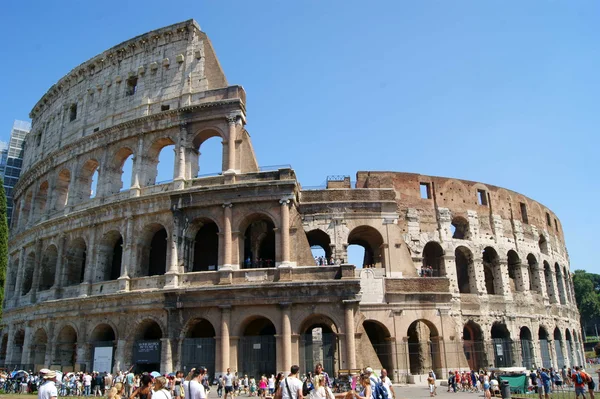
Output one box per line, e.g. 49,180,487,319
544,261,556,303
507,250,523,292
55,326,77,369
64,238,86,286
538,327,552,368
363,321,393,375
96,231,123,282
182,319,216,374
90,324,116,373
306,230,332,265
565,329,574,367
34,181,49,221
11,329,25,365
563,267,572,304
422,242,445,277
527,254,541,294
347,225,385,269
0,335,8,366
30,328,48,367
21,253,35,296
133,320,163,373
39,245,58,291
108,147,134,195
6,259,18,299
554,328,565,368
78,159,100,201
455,246,476,294
192,131,224,177
483,247,500,295
491,323,513,367
539,235,548,255
451,216,470,240
192,221,219,272
299,315,339,376
54,169,71,211
242,215,276,268
139,224,168,277
407,320,441,376
145,138,176,186
519,327,534,369
463,321,486,370
555,263,566,305
239,317,277,378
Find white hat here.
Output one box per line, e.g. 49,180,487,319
43,370,57,379
365,367,373,374
39,368,51,375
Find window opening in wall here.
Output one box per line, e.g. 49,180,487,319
155,144,175,184
90,169,99,198
121,153,134,192
36,132,42,147
93,127,100,132
125,76,138,96
554,219,558,232
546,212,552,226
69,104,77,122
161,105,170,111
420,183,431,199
520,202,529,224
451,217,469,240
539,234,548,255
477,189,488,206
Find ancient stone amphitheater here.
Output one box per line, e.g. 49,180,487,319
0,20,583,380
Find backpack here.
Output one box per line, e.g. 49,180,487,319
370,377,389,399
575,372,583,385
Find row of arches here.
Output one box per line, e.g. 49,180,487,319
13,132,225,229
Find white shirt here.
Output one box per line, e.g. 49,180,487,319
268,377,275,389
154,389,173,399
224,373,234,387
183,380,190,399
189,380,206,399
280,377,303,399
38,380,58,399
381,376,393,397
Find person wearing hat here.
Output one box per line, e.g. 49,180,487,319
38,369,58,399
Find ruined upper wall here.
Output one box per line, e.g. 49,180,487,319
24,19,230,170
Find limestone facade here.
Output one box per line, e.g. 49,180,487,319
1,20,583,382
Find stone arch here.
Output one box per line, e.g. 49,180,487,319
507,250,523,292
422,241,445,277
29,328,48,366
519,326,534,369
306,229,332,261
33,180,49,221
555,263,567,305
491,322,513,367
240,213,277,268
565,328,574,367
55,325,77,367
90,323,117,343
130,318,164,373
362,320,393,375
191,127,226,177
455,246,476,294
238,316,277,378
407,319,441,376
181,318,216,374
451,216,470,240
144,137,176,186
54,168,71,211
483,247,501,295
527,254,542,294
554,327,565,368
543,261,556,303
439,179,469,204
96,230,123,282
298,314,339,375
39,245,58,291
138,223,168,277
539,234,549,255
21,252,36,296
64,237,87,286
463,320,486,370
11,329,25,365
6,257,18,299
189,218,220,272
347,225,385,268
77,158,100,201
538,326,552,368
106,147,134,195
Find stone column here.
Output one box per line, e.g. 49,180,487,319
219,306,231,375
221,203,234,269
472,257,487,295
13,247,26,304
118,217,134,291
80,226,96,296
30,239,44,303
443,254,459,294
130,136,144,197
497,259,512,299
20,324,32,367
278,199,291,267
27,184,39,226
44,322,55,367
160,338,172,374
519,264,530,294
165,214,180,288
17,197,26,229
280,303,292,374
54,234,67,298
343,300,357,369
225,117,237,173
548,269,559,304
66,157,79,210
114,339,128,373
173,124,187,190
5,325,15,367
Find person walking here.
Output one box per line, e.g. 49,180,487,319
125,370,136,398
154,377,173,399
280,366,303,399
38,370,58,399
223,369,235,399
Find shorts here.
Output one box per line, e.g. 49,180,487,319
225,386,233,393
589,380,596,390
576,387,586,396
543,383,550,394
483,383,490,390
429,384,435,393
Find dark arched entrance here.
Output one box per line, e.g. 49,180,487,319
64,238,87,286
539,327,552,368
519,327,534,369
239,318,276,378
97,231,123,282
455,246,474,293
192,222,219,272
300,316,339,376
182,319,216,375
307,230,332,262
491,323,513,367
463,321,486,370
30,328,48,367
363,321,393,375
347,226,385,268
90,324,116,373
407,320,441,376
422,242,445,277
55,326,77,370
243,216,276,268
133,320,163,373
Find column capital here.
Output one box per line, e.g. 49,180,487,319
219,305,232,311
279,302,292,309
222,202,233,208
279,198,291,205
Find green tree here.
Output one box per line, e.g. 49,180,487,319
573,269,600,335
0,180,7,320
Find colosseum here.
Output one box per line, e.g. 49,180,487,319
0,20,584,381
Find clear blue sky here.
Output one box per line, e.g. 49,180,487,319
1,1,598,272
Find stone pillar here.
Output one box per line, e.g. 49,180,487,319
30,239,44,303
221,203,234,269
13,247,26,304
472,257,487,295
443,254,459,294
280,303,292,374
66,157,79,210
130,136,144,197
344,300,357,369
76,343,92,373
497,259,512,299
20,325,32,367
44,322,55,367
54,234,67,297
17,197,26,229
165,215,180,288
519,264,530,294
225,117,237,173
5,325,15,367
160,338,172,374
278,199,291,267
80,227,96,296
219,306,231,375
114,339,127,373
549,339,558,369
173,124,187,190
548,269,559,304
27,184,40,226
118,217,134,291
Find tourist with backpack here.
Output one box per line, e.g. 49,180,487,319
580,367,595,399
364,368,388,399
572,366,587,399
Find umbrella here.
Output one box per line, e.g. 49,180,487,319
11,370,29,378
167,372,176,377
150,371,161,378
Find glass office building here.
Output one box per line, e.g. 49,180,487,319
1,120,31,226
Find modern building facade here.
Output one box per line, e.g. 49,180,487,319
0,120,31,226
0,20,584,380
